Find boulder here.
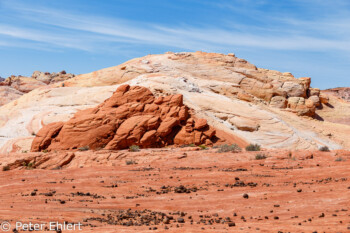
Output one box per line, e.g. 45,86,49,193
281,81,307,98
308,96,321,107
319,93,329,104
229,117,259,132
287,97,305,109
194,119,208,130
31,85,218,151
32,71,75,84
308,88,320,97
287,97,315,117
270,96,287,108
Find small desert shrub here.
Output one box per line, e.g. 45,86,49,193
42,149,49,153
129,145,140,152
2,165,10,171
335,157,345,162
22,161,34,169
217,144,241,153
255,153,267,160
125,160,137,165
78,146,89,151
319,146,330,152
198,144,207,150
246,144,261,151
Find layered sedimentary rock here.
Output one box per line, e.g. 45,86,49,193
0,76,46,93
0,71,75,106
31,85,217,151
0,86,23,106
31,70,75,85
323,87,350,102
62,52,318,117
1,52,349,152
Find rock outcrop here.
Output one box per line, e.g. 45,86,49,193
323,87,350,102
1,52,349,152
0,75,46,93
31,85,218,151
31,70,75,84
0,86,23,106
60,52,319,117
0,71,75,106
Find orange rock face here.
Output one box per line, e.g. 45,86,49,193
31,85,218,151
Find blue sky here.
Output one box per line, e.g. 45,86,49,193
0,0,349,89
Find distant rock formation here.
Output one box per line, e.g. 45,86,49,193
31,70,75,85
0,86,23,106
0,71,75,106
31,85,218,151
323,87,350,102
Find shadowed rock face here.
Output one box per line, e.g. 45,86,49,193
31,85,218,151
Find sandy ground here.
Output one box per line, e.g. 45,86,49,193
0,148,350,232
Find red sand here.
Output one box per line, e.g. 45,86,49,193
0,148,349,232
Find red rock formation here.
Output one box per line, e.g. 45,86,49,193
31,85,218,151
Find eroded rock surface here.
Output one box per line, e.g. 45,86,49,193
1,52,349,151
31,70,74,84
323,87,350,102
0,148,349,232
0,86,23,106
0,71,75,106
31,85,219,151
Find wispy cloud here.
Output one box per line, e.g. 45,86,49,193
1,0,350,54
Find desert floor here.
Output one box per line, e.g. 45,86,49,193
1,148,349,232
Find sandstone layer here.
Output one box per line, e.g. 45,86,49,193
323,87,350,102
0,71,75,106
0,52,349,152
